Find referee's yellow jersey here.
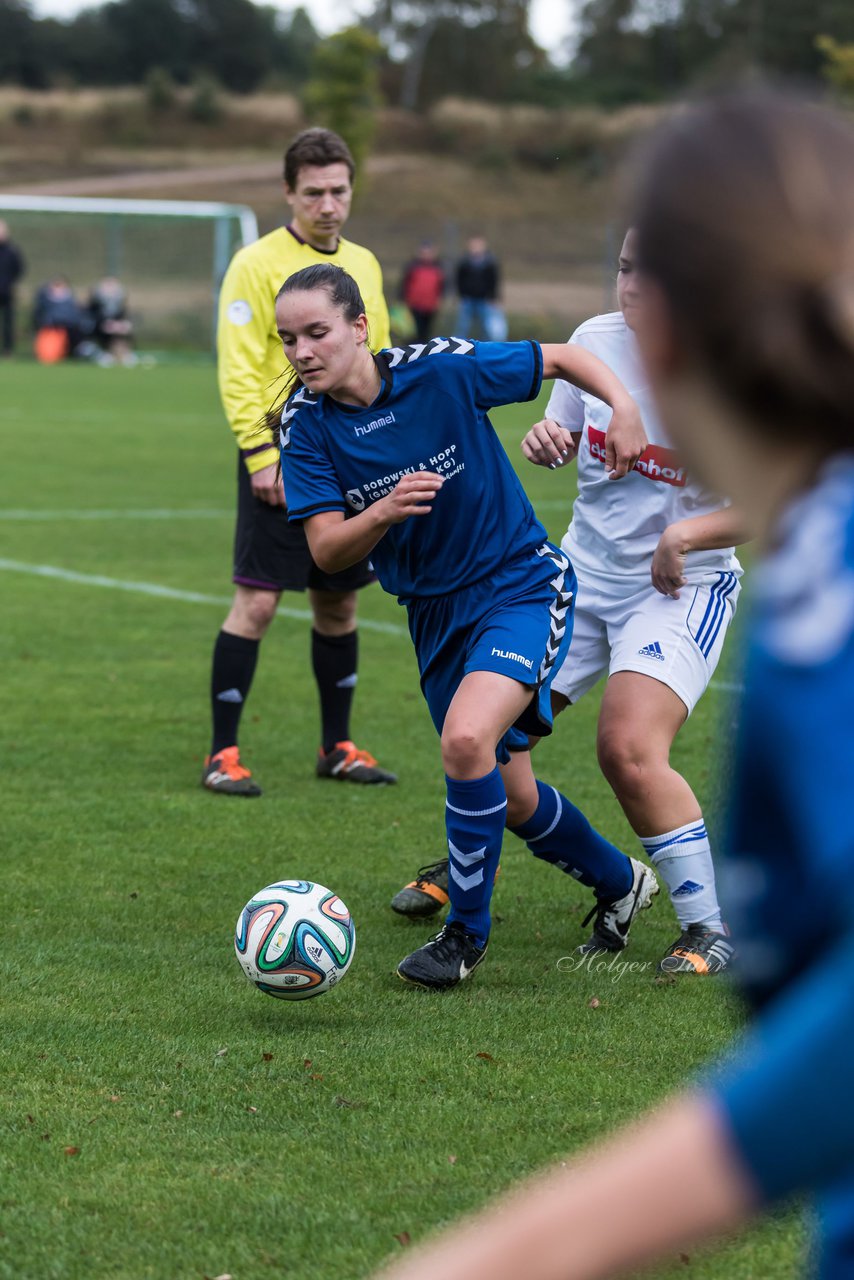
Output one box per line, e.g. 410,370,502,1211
217,225,391,474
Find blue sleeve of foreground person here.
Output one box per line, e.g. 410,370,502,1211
711,924,854,1204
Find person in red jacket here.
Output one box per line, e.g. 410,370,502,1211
400,242,445,343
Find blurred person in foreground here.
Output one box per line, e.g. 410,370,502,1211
0,219,25,356
374,89,854,1280
204,126,395,797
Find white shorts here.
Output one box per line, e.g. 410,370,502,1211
552,566,741,715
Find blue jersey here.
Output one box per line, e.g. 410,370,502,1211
709,457,854,1245
280,337,545,601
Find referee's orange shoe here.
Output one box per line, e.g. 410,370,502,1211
316,740,397,785
201,746,263,797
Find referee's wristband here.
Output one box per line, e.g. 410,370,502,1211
241,443,279,474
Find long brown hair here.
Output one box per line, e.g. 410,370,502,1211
631,91,854,450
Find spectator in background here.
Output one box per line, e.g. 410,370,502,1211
455,235,506,341
0,220,25,357
400,242,445,343
88,276,136,365
32,276,90,363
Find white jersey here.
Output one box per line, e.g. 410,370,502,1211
546,311,741,582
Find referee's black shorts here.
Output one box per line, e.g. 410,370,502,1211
232,454,376,594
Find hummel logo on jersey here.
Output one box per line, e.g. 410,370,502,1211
491,646,534,670
672,880,704,897
216,687,244,703
638,641,665,660
355,412,395,437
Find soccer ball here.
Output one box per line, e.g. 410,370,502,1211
234,880,356,1001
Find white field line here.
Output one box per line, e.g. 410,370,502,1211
0,557,408,637
0,555,743,691
0,500,570,520
0,508,231,521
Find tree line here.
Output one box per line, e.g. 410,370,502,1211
1,0,853,105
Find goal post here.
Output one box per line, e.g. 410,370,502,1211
0,194,259,353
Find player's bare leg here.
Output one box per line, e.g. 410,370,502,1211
595,671,734,973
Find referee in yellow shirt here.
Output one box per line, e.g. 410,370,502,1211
203,127,396,796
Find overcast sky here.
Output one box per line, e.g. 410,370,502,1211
29,0,577,59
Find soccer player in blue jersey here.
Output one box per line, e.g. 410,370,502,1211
276,261,654,991
372,91,854,1280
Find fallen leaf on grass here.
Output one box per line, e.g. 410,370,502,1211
448,1155,458,1165
64,1146,80,1157
310,1073,324,1081
394,1232,411,1247
261,1052,274,1062
246,1106,258,1114
215,1047,228,1058
109,1095,121,1103
475,1052,494,1062
173,1110,184,1118
303,1059,312,1069
588,997,601,1009
129,891,139,899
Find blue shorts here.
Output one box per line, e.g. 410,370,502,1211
406,542,576,763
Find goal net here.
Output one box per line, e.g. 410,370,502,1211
0,195,258,354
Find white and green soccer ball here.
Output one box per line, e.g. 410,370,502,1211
234,880,356,1000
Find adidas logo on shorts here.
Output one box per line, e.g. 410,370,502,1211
638,641,665,661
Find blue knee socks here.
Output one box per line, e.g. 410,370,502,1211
445,767,507,947
509,780,633,901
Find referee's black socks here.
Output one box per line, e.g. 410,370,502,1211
210,630,259,755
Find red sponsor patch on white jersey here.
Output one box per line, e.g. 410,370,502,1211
587,426,687,487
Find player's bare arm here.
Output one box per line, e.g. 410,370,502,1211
521,418,581,468
540,343,647,479
304,473,444,573
651,506,752,598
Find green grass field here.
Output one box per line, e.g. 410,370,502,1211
1,363,805,1279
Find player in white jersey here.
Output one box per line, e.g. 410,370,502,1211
521,228,749,974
